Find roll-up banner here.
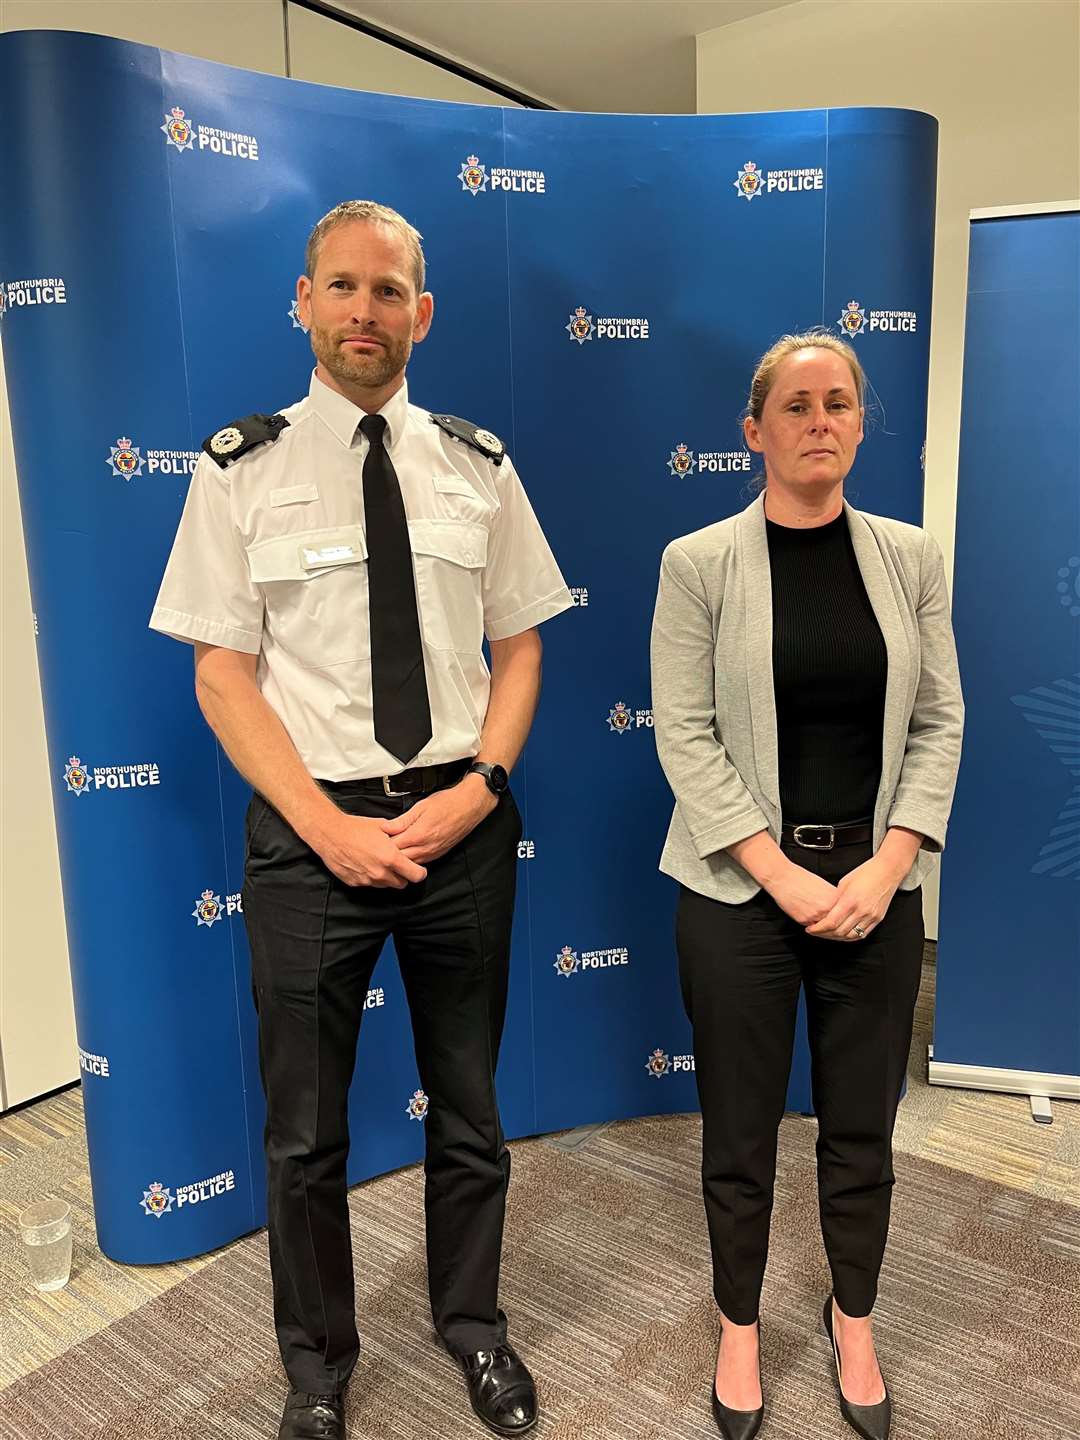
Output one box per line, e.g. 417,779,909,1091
0,29,937,1261
934,204,1080,1103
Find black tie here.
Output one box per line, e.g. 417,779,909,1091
359,413,432,765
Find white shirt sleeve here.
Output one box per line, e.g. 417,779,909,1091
148,453,264,654
482,456,573,641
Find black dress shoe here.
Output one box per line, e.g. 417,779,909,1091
822,1296,892,1440
711,1389,765,1440
711,1320,764,1440
278,1387,346,1440
453,1343,538,1436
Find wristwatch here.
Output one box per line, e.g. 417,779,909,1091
468,760,509,795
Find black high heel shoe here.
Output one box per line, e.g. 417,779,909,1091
822,1296,892,1440
711,1320,764,1440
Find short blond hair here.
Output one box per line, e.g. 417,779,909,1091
304,200,426,295
746,329,866,420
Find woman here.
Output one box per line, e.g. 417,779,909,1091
650,332,963,1440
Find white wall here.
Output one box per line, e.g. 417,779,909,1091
0,0,513,1109
0,346,78,1111
0,0,289,71
697,0,1080,937
288,3,521,105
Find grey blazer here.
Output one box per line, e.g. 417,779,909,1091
650,492,964,902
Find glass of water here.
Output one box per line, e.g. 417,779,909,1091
18,1199,73,1291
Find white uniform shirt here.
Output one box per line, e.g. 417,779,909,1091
150,371,573,779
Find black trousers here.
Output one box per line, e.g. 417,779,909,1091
676,837,924,1324
242,779,522,1394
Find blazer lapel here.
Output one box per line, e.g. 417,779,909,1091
740,493,781,818
844,501,910,788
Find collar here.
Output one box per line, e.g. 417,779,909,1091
308,369,410,452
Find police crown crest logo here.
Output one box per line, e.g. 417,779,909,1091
192,889,223,927
161,106,195,153
406,1088,430,1121
140,1181,174,1218
63,756,90,796
733,160,763,201
608,700,632,734
668,443,695,478
554,945,580,978
566,306,595,344
458,154,487,196
838,300,868,337
107,436,144,480
646,1048,671,1078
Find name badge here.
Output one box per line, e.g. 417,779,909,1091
300,541,360,570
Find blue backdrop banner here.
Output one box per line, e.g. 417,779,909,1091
0,29,937,1262
936,207,1080,1080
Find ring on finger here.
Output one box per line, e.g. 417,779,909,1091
851,922,867,939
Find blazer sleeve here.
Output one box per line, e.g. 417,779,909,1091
887,530,965,851
651,541,771,859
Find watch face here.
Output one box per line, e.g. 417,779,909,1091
490,764,509,793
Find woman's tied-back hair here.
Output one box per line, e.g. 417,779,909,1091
746,329,866,421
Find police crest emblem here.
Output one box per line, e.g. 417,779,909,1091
192,889,224,927
63,756,90,796
458,155,488,196
607,701,632,734
473,427,504,457
838,300,867,337
140,1181,174,1218
210,426,245,456
566,306,595,344
668,443,695,478
645,1048,670,1079
406,1089,430,1121
553,945,580,978
288,298,309,332
107,436,144,480
161,107,195,153
733,161,763,201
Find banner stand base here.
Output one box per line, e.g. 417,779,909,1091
927,1045,1080,1123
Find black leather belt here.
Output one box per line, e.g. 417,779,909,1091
781,820,873,851
319,758,471,798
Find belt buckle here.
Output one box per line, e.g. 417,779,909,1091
793,824,835,851
381,773,414,798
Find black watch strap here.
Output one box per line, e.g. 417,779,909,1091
468,761,508,795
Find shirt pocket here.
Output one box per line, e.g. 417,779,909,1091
431,473,491,524
432,475,476,499
269,483,320,508
407,518,488,653
245,524,369,668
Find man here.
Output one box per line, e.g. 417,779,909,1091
150,200,572,1440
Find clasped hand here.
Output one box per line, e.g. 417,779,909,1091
317,778,498,888
767,854,904,941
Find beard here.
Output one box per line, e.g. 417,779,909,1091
309,322,411,391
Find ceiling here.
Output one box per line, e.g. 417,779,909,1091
332,1,801,112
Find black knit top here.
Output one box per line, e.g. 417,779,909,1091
766,511,887,824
